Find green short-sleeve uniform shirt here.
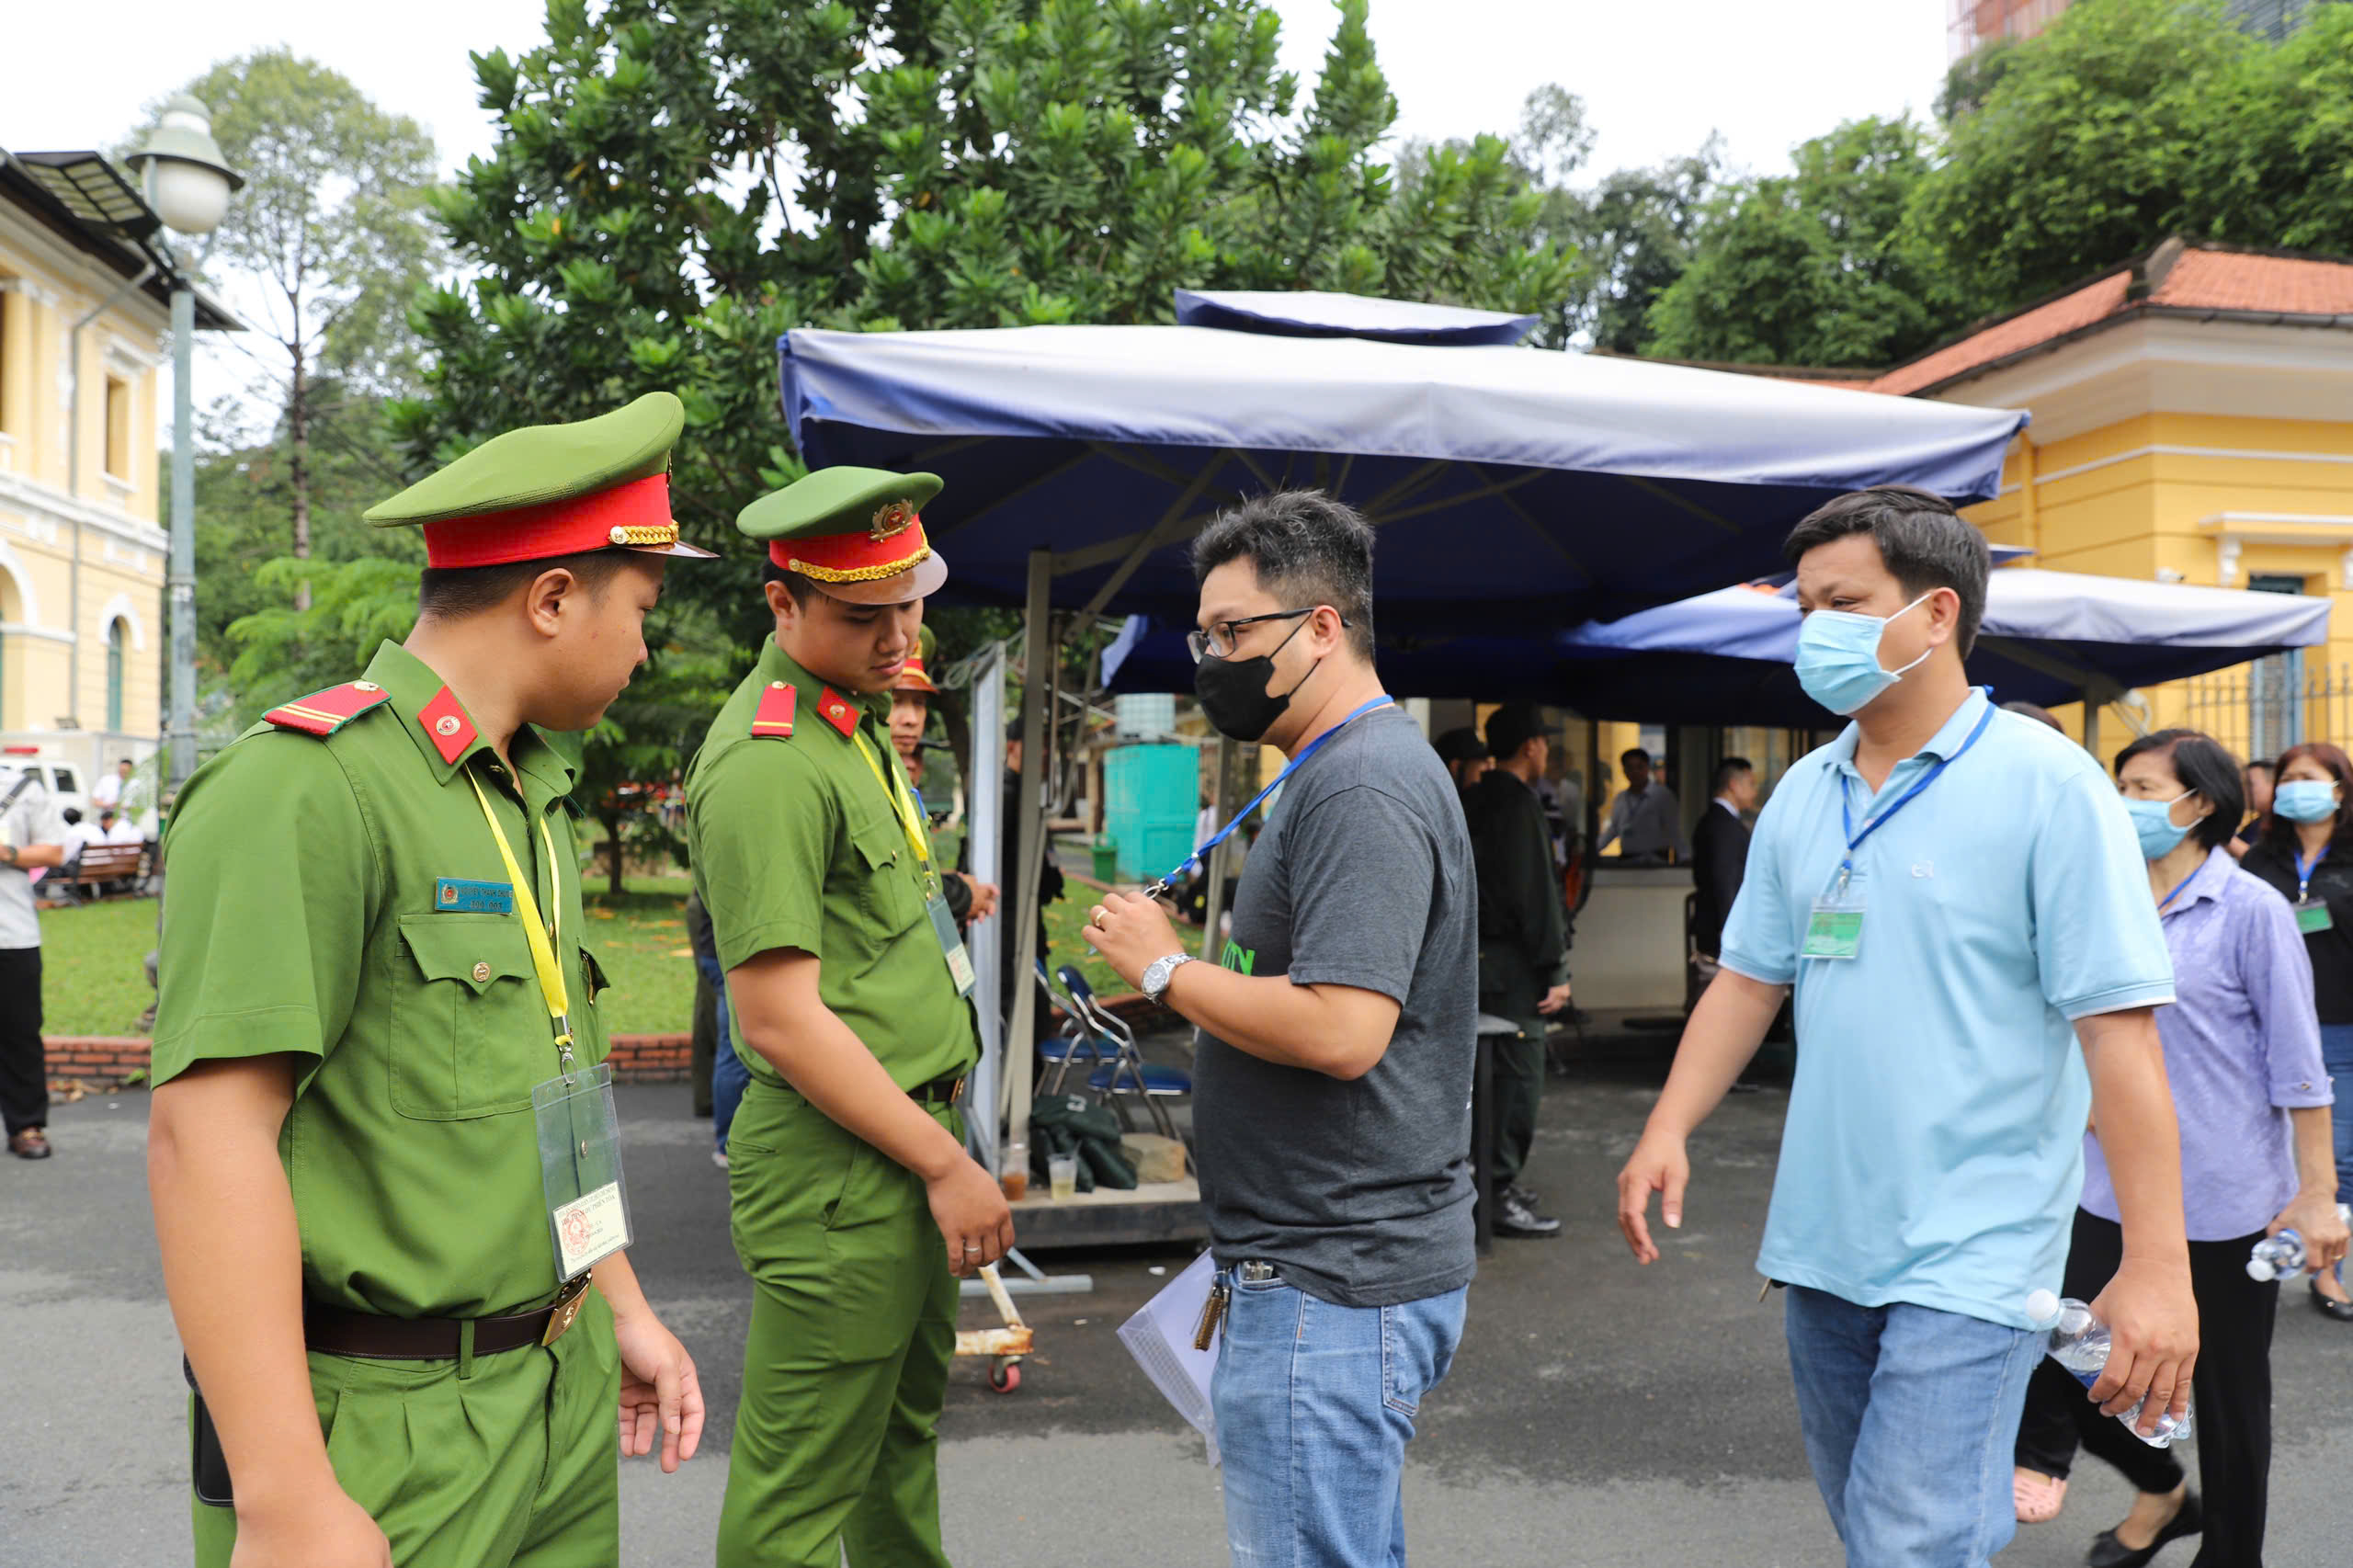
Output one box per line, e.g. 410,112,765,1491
153,642,613,1319
687,639,976,1090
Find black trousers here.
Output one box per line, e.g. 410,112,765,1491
0,946,46,1135
2016,1208,2277,1568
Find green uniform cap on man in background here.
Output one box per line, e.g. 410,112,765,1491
737,467,947,605
365,391,715,568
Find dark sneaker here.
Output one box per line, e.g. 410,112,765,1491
1504,1181,1542,1209
1495,1188,1561,1238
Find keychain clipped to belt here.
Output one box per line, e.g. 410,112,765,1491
466,773,633,1301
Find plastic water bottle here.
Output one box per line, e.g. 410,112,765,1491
2245,1204,2351,1282
2024,1290,2195,1449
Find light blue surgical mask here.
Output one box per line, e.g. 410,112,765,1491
1793,592,1936,716
2122,791,2195,860
2275,778,2340,824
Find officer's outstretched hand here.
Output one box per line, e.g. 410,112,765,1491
613,1308,706,1473
228,1488,390,1568
929,1155,1015,1277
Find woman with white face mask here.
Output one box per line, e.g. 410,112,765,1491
2013,731,2341,1568
2240,742,2353,1321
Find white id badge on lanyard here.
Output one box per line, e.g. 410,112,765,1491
1803,870,1866,960
928,892,978,996
467,772,632,1290
533,1062,632,1278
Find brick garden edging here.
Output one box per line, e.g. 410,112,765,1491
43,1033,699,1087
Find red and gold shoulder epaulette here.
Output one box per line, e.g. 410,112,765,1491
750,681,797,740
263,680,393,737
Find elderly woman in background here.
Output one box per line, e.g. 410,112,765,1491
2240,741,2353,1321
2013,731,2343,1568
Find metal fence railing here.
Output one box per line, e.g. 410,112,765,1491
2181,658,2353,764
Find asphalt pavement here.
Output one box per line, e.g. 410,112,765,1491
7,1040,2352,1566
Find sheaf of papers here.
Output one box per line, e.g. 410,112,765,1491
1116,1248,1222,1467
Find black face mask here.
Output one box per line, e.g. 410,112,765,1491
1194,618,1321,743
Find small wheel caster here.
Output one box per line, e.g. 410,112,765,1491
989,1358,1022,1393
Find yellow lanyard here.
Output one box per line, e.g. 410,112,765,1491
464,770,575,1065
850,729,938,894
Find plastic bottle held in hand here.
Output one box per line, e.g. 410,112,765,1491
2248,1203,2353,1282
2024,1290,2194,1449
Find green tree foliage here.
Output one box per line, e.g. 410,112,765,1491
1645,117,1948,368
1906,0,2252,324
141,51,443,605
1561,140,1722,356
396,0,1581,654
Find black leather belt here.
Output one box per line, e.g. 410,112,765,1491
908,1070,968,1106
302,1276,593,1359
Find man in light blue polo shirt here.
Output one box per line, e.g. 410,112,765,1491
1617,486,2199,1568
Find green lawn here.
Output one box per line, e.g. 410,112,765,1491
36,878,699,1040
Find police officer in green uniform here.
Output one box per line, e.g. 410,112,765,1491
688,466,1013,1568
149,392,710,1568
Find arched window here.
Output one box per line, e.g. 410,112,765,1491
107,619,126,733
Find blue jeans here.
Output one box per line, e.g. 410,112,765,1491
1783,1286,2041,1568
1211,1273,1466,1568
2323,1025,2353,1282
699,955,749,1153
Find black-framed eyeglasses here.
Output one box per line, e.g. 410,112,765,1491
1187,608,1349,663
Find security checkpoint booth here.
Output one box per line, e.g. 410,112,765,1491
775,294,2028,1245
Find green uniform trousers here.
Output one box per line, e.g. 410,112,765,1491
1479,943,1547,1190
191,1292,621,1568
718,1080,959,1568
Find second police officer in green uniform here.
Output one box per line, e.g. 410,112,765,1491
688,466,1013,1567
149,393,710,1568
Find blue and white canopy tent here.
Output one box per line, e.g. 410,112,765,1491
1103,562,2330,756
777,295,2027,1207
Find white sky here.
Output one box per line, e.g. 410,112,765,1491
6,0,1950,433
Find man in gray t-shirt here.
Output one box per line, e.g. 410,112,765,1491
0,768,69,1159
1085,491,1476,1568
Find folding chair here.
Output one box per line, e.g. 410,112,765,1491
1056,964,1189,1142
1033,960,1110,1095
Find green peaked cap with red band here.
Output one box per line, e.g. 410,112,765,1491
362,392,715,569
737,466,948,606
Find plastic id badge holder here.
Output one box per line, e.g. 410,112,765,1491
1803,869,1866,961
927,893,979,997
532,1062,633,1285
2297,898,2334,936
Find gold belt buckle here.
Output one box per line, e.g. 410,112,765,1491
948,1074,968,1106
541,1274,593,1347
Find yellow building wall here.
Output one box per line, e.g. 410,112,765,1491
0,219,171,740
1965,412,2353,761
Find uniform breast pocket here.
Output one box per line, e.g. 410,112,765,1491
848,813,926,937
391,914,548,1120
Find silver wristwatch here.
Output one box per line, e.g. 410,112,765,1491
1141,952,1196,1006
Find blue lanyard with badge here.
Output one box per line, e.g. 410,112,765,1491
1802,704,1995,961
466,775,632,1306
2295,846,2334,935
853,731,978,997
1143,698,1394,899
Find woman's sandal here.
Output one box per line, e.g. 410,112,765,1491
7,1128,51,1160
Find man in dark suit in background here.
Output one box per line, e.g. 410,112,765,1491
1691,756,1757,964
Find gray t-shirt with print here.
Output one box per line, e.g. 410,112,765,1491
1191,704,1479,1309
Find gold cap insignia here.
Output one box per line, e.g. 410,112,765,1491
870,501,918,542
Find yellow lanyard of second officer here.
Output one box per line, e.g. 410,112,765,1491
851,728,978,997
464,771,574,1064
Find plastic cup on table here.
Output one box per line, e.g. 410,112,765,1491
999,1142,1029,1202
1049,1153,1078,1201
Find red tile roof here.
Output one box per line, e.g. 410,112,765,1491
1800,243,2353,398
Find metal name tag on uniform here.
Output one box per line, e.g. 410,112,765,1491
2296,897,2335,935
436,877,515,915
531,1062,632,1284
927,893,978,997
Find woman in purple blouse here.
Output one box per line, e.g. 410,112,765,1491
2013,731,2345,1568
